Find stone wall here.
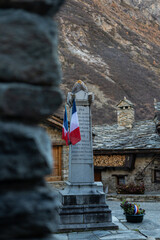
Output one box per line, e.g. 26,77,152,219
100,153,160,193
117,107,135,129
0,0,64,238
135,154,160,192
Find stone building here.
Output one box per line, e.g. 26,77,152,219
93,97,160,193
43,97,160,193
42,115,69,189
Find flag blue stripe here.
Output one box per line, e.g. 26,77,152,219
72,99,76,114
64,105,68,131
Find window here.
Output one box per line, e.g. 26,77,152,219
154,170,160,183
117,176,125,185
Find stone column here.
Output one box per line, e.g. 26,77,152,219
0,1,64,239
59,81,117,232
68,89,94,184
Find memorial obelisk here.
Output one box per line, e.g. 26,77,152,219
59,81,117,231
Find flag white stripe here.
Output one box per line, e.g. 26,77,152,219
63,123,68,134
70,112,79,132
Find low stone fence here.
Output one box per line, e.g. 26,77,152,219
107,192,160,202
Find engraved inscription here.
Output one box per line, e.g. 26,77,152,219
71,105,92,163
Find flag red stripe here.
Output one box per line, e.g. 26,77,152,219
62,128,65,140
70,127,81,145
62,128,69,145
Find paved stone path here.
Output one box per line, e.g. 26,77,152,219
53,201,160,240
53,229,146,240
109,200,160,240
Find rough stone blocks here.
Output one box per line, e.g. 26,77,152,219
0,121,53,180
0,186,59,239
0,84,63,120
0,0,64,16
0,0,64,239
0,9,61,86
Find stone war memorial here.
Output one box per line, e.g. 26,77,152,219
59,81,117,231
0,0,64,239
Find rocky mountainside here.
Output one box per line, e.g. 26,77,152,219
56,0,160,125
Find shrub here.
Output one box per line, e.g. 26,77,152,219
117,183,145,194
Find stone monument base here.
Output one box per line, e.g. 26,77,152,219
58,182,118,232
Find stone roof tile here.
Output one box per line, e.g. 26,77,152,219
93,120,160,150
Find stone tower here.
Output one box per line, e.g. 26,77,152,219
117,97,135,129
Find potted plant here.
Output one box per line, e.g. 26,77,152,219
120,200,145,223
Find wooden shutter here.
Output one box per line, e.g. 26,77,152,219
46,145,62,181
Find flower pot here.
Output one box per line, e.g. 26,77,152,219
125,214,144,223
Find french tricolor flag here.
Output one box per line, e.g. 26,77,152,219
134,205,139,214
62,106,70,145
70,99,81,145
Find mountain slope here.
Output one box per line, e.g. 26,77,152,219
56,0,160,125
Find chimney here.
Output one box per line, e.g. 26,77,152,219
116,97,135,129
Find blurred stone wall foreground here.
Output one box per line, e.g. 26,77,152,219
0,0,64,239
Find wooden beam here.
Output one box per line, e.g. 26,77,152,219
93,149,160,155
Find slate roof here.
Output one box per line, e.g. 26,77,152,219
93,120,160,151
116,97,134,107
